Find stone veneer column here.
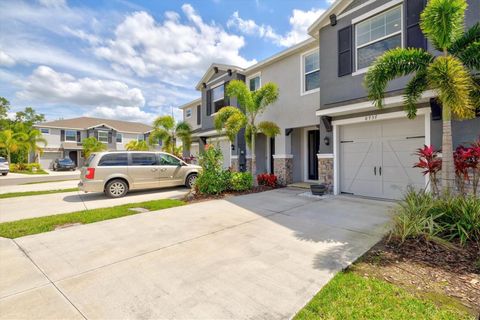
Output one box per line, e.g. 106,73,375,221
273,155,293,186
231,155,239,171
317,154,334,193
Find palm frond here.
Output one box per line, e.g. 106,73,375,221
251,82,279,115
214,106,247,142
420,0,467,51
453,41,480,70
427,55,475,120
175,121,192,150
226,80,253,112
449,22,480,53
404,71,429,119
257,121,280,138
153,115,175,131
365,48,434,109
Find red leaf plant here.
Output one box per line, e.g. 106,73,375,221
257,173,278,188
414,145,442,195
455,137,480,196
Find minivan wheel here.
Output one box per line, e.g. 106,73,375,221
185,173,197,189
105,179,128,198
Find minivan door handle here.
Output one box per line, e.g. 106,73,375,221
374,166,376,175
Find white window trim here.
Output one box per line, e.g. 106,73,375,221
116,133,123,144
97,130,109,144
185,108,192,118
246,72,262,92
65,130,77,142
300,48,320,96
212,83,225,102
354,4,404,73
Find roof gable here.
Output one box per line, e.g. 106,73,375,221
34,117,153,133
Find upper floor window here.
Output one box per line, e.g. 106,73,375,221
186,108,192,118
355,6,402,71
40,128,49,134
249,75,261,91
303,50,320,93
196,105,201,125
212,84,225,113
65,130,77,142
98,131,109,143
116,133,123,143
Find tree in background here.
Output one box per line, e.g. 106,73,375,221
214,80,280,174
21,125,47,163
149,115,192,155
82,137,107,159
0,129,28,163
365,0,479,191
125,140,149,151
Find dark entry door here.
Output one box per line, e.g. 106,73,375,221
270,137,275,174
68,151,78,167
308,130,320,180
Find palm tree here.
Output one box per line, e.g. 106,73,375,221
214,80,280,174
125,140,149,151
0,129,28,163
365,0,479,191
149,115,192,155
22,128,47,163
82,137,107,159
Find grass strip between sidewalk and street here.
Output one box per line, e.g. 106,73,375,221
0,198,185,238
294,271,474,320
22,179,79,185
0,188,79,199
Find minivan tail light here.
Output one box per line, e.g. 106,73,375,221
85,168,95,180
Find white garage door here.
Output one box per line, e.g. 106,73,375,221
207,138,231,169
39,152,62,170
340,116,425,199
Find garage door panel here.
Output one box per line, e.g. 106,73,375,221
380,117,424,137
340,123,381,140
40,152,61,170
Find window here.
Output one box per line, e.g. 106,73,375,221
356,6,402,70
196,105,201,125
186,108,192,118
98,153,128,166
212,84,225,113
159,154,181,166
249,76,260,91
40,128,49,134
303,50,320,92
98,131,109,143
131,153,158,166
116,133,123,143
65,130,77,142
137,134,145,141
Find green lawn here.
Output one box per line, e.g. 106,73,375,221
295,271,473,320
0,188,79,199
0,198,185,238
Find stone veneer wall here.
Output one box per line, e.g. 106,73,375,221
318,156,334,193
231,157,239,171
274,157,293,186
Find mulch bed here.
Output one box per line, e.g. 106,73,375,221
184,185,277,202
355,237,480,315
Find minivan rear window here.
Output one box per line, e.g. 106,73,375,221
98,153,128,166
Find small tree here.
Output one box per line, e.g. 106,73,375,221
125,140,149,151
0,129,27,163
214,80,280,174
365,0,479,191
82,137,106,159
149,115,192,155
22,127,47,163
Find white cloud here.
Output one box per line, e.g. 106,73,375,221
94,5,256,82
227,8,325,47
85,106,155,123
0,51,15,67
17,66,145,109
326,0,336,4
38,0,67,8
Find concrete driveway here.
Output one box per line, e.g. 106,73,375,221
0,188,393,319
0,170,80,186
0,187,189,223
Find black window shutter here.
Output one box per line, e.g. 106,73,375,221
338,26,353,77
223,81,230,106
108,131,113,143
76,131,81,142
60,130,65,141
94,130,98,140
206,90,212,116
405,0,427,49
196,105,201,125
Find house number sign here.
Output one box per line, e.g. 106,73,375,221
364,114,377,121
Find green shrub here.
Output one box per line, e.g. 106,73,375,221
229,172,253,191
9,163,41,172
392,188,480,245
195,145,229,195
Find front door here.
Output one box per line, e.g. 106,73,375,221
128,153,161,189
307,130,320,180
269,137,275,174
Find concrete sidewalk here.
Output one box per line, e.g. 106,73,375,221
0,189,393,319
0,187,189,223
0,180,79,194
0,170,80,186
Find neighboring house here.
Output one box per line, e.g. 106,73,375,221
181,39,320,185
34,117,156,169
308,0,480,199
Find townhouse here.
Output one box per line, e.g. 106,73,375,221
180,0,479,199
34,117,155,169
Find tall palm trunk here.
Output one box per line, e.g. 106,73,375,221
441,117,455,191
250,129,256,176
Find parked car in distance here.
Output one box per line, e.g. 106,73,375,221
53,158,76,171
79,151,201,198
0,157,9,176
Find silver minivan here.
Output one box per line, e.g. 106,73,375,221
79,151,201,198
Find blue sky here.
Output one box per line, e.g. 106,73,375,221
0,0,332,123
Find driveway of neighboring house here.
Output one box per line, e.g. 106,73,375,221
0,188,393,319
0,170,80,186
0,187,189,223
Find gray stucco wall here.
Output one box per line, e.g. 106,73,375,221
291,129,303,182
